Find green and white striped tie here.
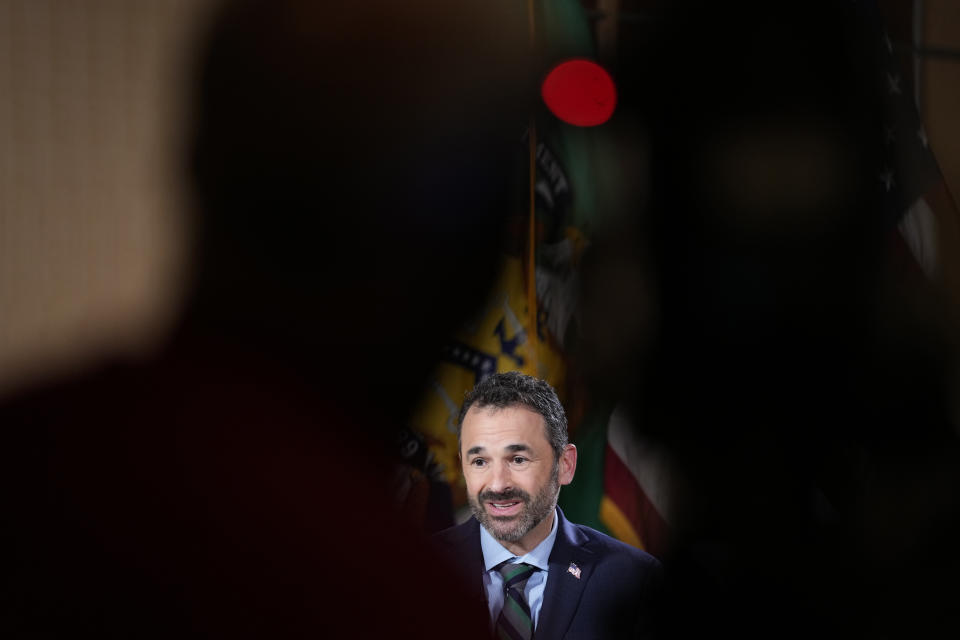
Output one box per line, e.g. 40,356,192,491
495,562,538,640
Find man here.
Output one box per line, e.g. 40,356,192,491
433,372,661,639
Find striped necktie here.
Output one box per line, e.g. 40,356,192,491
495,562,538,640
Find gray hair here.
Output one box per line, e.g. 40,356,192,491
457,371,568,459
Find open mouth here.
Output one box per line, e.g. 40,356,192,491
487,500,523,517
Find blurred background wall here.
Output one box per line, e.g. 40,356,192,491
0,0,216,396
0,0,958,397
923,0,960,200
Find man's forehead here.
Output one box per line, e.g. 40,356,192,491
465,402,541,419
461,404,548,443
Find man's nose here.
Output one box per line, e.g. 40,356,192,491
488,461,513,493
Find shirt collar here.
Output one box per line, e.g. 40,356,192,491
479,507,559,573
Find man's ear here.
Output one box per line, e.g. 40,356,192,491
558,444,577,486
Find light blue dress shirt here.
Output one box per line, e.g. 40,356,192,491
479,508,559,632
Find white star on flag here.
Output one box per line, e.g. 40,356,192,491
886,72,902,95
879,168,895,192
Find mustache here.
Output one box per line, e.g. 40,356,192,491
478,489,530,503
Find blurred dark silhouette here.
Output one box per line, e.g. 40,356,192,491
580,1,960,638
0,0,532,636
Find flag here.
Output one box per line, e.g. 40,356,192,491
405,0,590,526
559,402,671,555
402,0,671,553
869,1,959,278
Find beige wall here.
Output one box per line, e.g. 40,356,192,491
0,0,215,395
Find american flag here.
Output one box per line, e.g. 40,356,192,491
867,0,957,278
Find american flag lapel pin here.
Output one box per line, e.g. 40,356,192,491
567,562,581,580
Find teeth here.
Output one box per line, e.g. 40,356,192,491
493,502,517,508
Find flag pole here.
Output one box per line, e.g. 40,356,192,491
526,0,539,376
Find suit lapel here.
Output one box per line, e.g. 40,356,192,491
536,508,595,640
450,517,488,608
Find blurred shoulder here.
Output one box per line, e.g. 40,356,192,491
431,516,479,549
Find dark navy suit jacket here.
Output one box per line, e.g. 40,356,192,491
432,508,661,639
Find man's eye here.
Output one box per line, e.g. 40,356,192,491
512,456,528,464
471,459,486,467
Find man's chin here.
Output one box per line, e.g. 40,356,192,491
475,510,523,538
485,512,539,543
488,513,519,520
488,514,522,528
486,523,526,544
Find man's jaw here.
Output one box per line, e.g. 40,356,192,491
474,478,559,551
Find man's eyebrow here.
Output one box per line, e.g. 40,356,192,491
466,446,486,456
505,444,532,453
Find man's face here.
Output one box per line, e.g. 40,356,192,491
460,404,575,545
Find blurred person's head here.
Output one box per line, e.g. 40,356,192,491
582,1,892,441
180,0,532,420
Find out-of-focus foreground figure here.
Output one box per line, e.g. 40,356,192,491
0,0,530,637
581,1,960,638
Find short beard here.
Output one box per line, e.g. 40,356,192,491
469,465,560,544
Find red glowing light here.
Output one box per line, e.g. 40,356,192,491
541,59,617,127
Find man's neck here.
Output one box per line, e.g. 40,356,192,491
500,509,556,557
